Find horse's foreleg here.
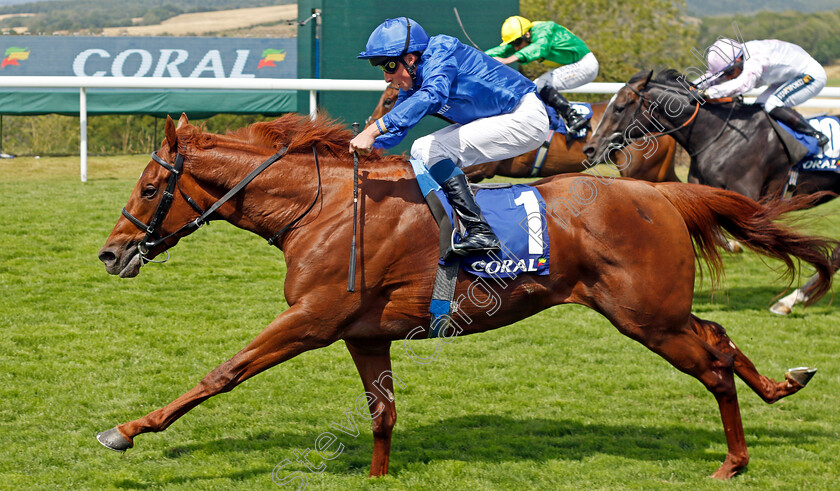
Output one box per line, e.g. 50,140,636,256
345,340,397,478
98,305,336,450
690,315,815,403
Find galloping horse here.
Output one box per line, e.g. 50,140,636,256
367,84,679,182
583,69,840,315
97,113,835,480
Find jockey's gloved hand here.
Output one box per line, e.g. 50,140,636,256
698,89,710,100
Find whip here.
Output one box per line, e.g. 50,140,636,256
348,122,360,292
453,7,481,50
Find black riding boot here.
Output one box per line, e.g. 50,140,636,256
440,173,501,255
540,86,587,133
769,106,829,147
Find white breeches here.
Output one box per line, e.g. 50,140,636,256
534,52,599,92
757,66,827,111
410,91,550,169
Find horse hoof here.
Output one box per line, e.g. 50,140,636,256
97,427,133,452
786,367,817,387
769,302,791,316
726,240,743,253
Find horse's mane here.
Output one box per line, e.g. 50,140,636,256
180,112,408,175
653,69,695,89
235,113,355,156
181,113,370,159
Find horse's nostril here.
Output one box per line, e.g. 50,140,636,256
99,250,116,265
582,146,595,157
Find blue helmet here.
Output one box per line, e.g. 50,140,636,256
358,17,429,59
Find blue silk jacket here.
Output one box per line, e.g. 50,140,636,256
375,34,536,149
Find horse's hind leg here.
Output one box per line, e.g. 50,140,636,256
640,321,749,479
97,304,336,450
345,340,398,477
771,244,840,315
689,315,816,403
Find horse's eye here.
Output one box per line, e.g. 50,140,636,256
142,185,158,199
614,105,625,114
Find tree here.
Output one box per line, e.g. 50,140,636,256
699,10,840,65
520,0,698,83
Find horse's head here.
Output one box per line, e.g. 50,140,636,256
583,70,654,162
98,113,208,278
584,69,699,164
365,85,400,128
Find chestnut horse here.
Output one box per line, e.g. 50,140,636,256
97,113,835,480
367,85,679,182
583,69,840,315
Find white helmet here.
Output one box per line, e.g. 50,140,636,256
706,38,744,74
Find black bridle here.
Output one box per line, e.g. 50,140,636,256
623,83,701,141
621,82,734,157
121,143,321,263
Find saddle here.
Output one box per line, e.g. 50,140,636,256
774,115,840,172
765,113,811,168
544,102,593,137
409,160,551,338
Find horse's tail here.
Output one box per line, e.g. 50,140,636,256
653,182,836,305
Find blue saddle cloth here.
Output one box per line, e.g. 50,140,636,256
432,187,550,278
776,115,840,172
409,160,550,279
545,102,593,138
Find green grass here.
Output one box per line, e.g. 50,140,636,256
1,156,839,490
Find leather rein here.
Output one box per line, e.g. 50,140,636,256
624,83,735,157
624,83,700,141
122,144,322,263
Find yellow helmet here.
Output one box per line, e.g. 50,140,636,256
501,16,532,45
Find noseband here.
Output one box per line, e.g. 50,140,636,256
624,83,736,157
121,150,203,262
623,83,701,142
121,143,321,263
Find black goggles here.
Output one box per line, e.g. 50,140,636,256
370,56,401,74
721,57,744,77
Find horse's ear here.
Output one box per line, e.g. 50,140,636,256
628,69,654,90
164,115,178,150
177,113,189,129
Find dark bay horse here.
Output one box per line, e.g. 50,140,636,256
583,69,840,315
97,113,836,480
367,85,679,182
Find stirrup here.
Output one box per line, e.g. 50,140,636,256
566,116,588,133
815,133,829,147
450,230,500,256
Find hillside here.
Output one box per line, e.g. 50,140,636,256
698,9,840,64
101,4,297,37
0,0,293,34
688,0,840,17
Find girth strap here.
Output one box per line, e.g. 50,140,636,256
529,132,554,178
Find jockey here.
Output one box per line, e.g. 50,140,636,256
485,15,599,133
351,17,550,256
695,38,829,147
